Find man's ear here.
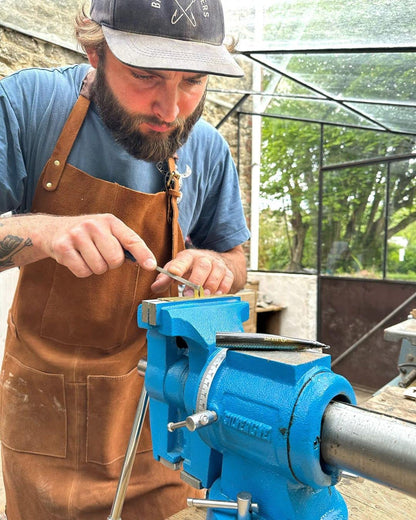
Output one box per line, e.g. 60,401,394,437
86,47,100,69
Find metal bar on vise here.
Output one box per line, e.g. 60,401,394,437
321,401,416,497
108,382,149,520
216,332,329,350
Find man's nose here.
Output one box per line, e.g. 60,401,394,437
152,86,180,123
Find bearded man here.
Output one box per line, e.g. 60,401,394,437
0,0,249,518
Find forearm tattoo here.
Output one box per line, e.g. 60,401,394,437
0,234,33,267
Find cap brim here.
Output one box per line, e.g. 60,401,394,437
102,26,244,78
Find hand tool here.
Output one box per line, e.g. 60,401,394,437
124,249,204,297
155,266,204,297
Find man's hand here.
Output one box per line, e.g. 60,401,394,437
151,245,247,296
0,213,157,277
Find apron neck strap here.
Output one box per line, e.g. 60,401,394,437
42,94,90,192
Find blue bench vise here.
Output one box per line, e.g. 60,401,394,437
109,295,416,520
138,295,356,520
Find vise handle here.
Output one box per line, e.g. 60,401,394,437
188,492,259,520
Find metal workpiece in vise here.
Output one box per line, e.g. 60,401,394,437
107,295,416,520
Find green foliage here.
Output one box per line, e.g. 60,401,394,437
258,115,416,280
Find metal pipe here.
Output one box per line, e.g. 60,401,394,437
108,367,149,520
321,401,416,496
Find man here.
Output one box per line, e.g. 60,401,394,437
0,0,249,519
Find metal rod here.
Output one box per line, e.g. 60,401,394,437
242,46,416,55
155,266,204,297
108,376,149,520
321,401,416,496
187,494,260,515
216,332,329,350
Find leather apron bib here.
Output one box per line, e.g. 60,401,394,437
0,87,196,519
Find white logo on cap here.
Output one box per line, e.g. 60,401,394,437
171,0,197,27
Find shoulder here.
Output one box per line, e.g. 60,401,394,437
179,118,234,168
187,118,229,148
0,64,90,118
0,63,90,92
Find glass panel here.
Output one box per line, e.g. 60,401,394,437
258,118,319,272
386,160,416,281
321,164,387,278
323,127,416,167
345,103,416,134
255,53,416,104
225,0,416,50
241,94,381,129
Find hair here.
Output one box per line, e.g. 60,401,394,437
74,6,106,54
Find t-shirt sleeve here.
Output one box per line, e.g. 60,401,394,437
0,83,27,213
187,134,250,252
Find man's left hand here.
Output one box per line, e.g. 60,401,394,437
151,245,246,296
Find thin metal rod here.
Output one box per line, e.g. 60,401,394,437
242,46,416,56
236,109,413,135
382,162,391,279
187,496,260,514
215,94,250,129
331,291,416,367
107,384,149,520
321,151,416,172
321,401,416,496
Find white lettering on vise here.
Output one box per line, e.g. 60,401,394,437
151,1,161,8
223,411,272,442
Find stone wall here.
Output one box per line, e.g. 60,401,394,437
0,26,86,78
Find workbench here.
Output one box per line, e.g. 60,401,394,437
168,386,416,520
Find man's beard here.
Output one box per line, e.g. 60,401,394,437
92,63,206,162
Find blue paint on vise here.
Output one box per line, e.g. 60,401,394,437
137,296,356,520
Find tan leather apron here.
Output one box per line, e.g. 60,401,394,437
0,84,197,519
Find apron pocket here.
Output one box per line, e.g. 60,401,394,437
0,353,67,457
40,262,140,349
86,366,152,466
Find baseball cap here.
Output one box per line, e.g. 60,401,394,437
90,0,244,77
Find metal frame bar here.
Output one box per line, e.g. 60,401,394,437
241,46,416,55
321,151,416,172
383,163,391,280
241,54,392,132
208,88,416,110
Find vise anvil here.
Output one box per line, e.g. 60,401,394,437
138,295,356,519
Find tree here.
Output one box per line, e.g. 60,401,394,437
259,115,416,276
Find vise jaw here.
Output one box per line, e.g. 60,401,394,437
138,296,356,520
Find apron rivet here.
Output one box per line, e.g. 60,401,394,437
54,160,61,166
46,182,53,189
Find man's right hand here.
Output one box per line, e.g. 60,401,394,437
0,213,156,277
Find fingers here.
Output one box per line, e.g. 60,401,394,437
48,214,156,277
109,217,156,270
151,250,234,295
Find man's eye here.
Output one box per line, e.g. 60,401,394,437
186,78,203,86
185,75,207,86
132,72,154,81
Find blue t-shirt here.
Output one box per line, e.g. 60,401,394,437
0,64,249,252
